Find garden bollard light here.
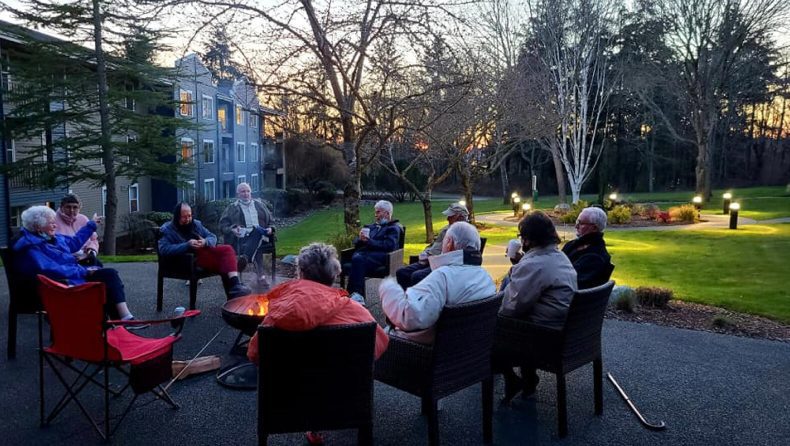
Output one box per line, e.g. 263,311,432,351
521,202,531,218
459,199,466,207
510,192,518,207
513,196,521,217
693,195,703,220
722,192,732,214
729,203,740,229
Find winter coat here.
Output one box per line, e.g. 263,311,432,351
354,219,402,253
158,219,218,257
219,199,273,245
54,210,99,254
12,221,97,284
561,231,612,289
247,279,389,363
379,248,496,344
499,244,577,329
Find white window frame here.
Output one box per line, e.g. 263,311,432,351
128,183,139,213
250,143,259,162
101,186,107,217
203,179,216,202
235,105,244,126
181,138,195,163
202,139,215,164
179,89,194,116
201,95,214,119
236,142,245,163
250,174,259,192
237,175,246,185
249,113,258,129
183,180,196,203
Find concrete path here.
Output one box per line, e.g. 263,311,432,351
1,262,789,445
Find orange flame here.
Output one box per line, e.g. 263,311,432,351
246,298,269,316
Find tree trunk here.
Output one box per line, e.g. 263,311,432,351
459,168,474,223
421,199,434,243
550,139,566,204
92,0,116,255
500,157,510,205
341,135,360,233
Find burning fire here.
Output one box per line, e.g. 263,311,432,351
246,298,269,317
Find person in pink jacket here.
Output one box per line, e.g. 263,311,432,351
54,193,101,266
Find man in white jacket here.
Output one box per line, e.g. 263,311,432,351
379,221,496,344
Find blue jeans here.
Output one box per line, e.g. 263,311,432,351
88,268,126,317
347,251,387,296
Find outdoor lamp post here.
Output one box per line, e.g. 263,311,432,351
729,203,740,229
521,202,531,218
513,196,521,217
692,195,703,220
722,193,732,215
458,200,466,207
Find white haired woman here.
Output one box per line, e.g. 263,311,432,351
12,205,138,322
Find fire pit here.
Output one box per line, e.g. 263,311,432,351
217,294,269,390
221,294,269,336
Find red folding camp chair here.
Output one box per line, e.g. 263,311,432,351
36,275,200,441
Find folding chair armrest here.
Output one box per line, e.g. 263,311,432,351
108,310,201,331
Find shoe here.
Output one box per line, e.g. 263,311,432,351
305,431,324,445
502,369,522,404
349,292,365,305
227,283,252,299
237,255,249,272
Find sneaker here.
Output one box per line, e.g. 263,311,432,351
122,317,150,331
237,255,249,272
305,431,324,446
227,283,252,299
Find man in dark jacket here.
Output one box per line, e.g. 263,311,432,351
347,200,402,297
562,206,613,289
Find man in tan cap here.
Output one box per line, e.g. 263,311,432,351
395,202,469,289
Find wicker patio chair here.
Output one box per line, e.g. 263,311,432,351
493,280,615,438
339,224,406,290
374,294,503,446
257,322,377,446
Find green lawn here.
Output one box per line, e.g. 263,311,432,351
606,224,790,323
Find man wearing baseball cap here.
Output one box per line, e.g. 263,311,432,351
395,202,469,289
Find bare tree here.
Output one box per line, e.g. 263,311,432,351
528,0,620,204
150,0,468,232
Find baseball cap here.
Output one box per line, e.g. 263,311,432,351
441,202,469,217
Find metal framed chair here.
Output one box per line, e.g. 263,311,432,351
257,322,377,446
374,294,502,446
36,274,200,441
493,280,615,438
1,246,43,359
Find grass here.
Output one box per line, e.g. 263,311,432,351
606,223,790,323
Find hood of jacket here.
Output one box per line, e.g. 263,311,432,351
264,279,352,331
13,228,48,251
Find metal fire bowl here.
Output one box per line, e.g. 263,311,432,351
221,294,268,337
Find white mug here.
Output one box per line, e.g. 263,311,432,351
361,227,371,238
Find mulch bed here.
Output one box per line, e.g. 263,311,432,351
607,301,790,343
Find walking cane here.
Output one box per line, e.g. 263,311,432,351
607,373,667,431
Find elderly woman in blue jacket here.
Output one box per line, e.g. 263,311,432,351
12,205,137,321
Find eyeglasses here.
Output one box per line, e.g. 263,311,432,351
575,221,592,227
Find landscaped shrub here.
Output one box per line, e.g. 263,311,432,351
609,205,632,224
643,203,661,219
614,287,637,313
122,212,159,250
139,211,173,226
193,198,234,234
711,315,735,329
326,230,356,252
656,211,671,223
313,180,337,205
559,200,589,223
635,286,673,307
669,204,698,223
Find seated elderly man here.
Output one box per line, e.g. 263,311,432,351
12,205,139,323
498,211,577,402
347,200,402,298
219,182,275,289
54,193,102,267
159,202,251,300
247,242,389,363
562,206,613,289
395,202,469,289
379,221,495,344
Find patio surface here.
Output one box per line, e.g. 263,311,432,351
1,261,788,445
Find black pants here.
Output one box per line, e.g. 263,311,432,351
395,262,432,290
86,268,126,318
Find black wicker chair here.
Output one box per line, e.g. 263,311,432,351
257,322,377,446
155,229,220,311
409,237,487,264
339,224,406,289
493,280,615,438
1,246,43,359
374,294,503,446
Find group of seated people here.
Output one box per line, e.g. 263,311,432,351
10,182,276,322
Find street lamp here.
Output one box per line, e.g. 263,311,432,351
722,192,732,215
729,202,740,229
513,196,521,217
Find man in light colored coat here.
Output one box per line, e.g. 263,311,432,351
379,221,495,344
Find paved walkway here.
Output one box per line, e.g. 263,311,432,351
1,262,788,445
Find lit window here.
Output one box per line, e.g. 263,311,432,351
235,105,243,125
179,89,193,116
181,138,194,162
218,107,227,131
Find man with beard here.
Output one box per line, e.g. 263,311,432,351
159,202,251,299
